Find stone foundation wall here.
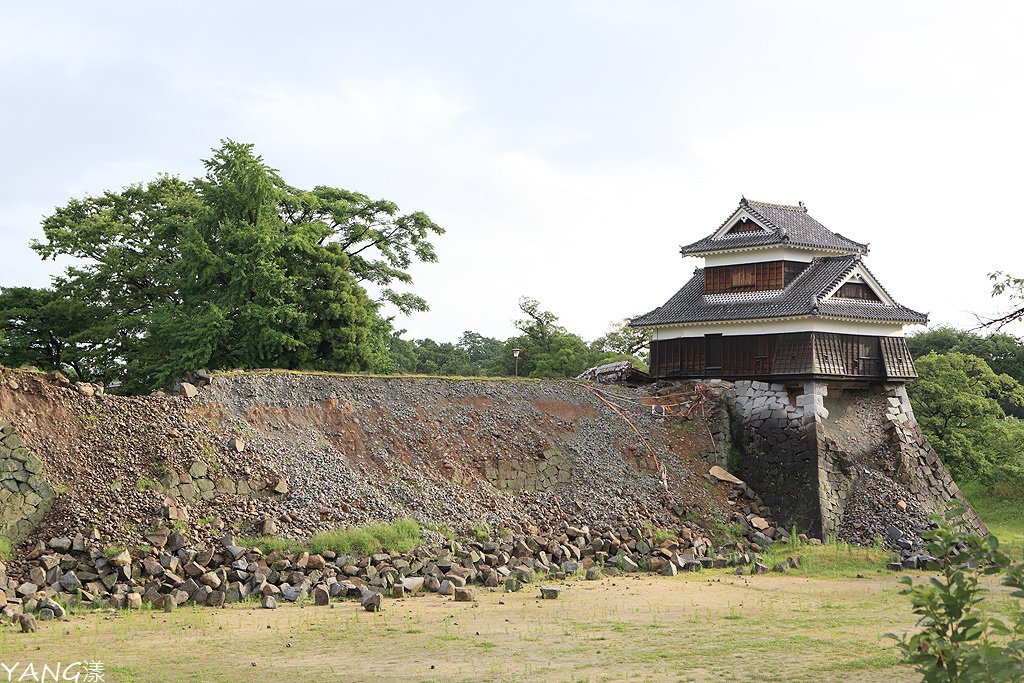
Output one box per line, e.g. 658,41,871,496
882,384,985,534
482,449,574,493
157,460,284,502
0,423,54,542
727,380,986,538
729,380,824,535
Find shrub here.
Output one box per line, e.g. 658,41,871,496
888,502,1024,681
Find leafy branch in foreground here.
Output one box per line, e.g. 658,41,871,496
888,502,1024,681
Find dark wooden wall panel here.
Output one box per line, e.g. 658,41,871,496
784,261,809,285
649,332,916,380
773,333,813,375
881,337,917,378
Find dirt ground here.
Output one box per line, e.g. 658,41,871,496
0,572,918,683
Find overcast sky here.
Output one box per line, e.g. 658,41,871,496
2,1,1023,342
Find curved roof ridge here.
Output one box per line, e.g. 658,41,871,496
681,198,868,256
744,198,807,213
741,201,785,239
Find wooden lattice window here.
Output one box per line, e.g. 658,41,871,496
726,218,762,234
704,261,791,294
834,282,880,301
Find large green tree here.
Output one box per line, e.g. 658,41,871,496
908,352,1024,482
28,140,443,391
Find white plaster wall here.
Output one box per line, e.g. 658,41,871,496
650,318,906,339
703,246,838,267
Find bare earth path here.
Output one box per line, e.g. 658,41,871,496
0,572,918,683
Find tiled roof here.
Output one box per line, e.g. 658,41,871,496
679,198,869,255
632,255,928,327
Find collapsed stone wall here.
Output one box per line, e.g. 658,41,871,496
0,370,730,556
819,383,985,538
726,379,985,540
0,424,53,542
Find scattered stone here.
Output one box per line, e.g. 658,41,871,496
617,555,639,572
262,595,278,610
110,550,132,567
48,537,72,552
18,614,37,633
361,592,382,612
708,466,744,485
539,586,560,600
454,587,475,602
749,516,770,531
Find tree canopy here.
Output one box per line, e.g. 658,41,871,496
6,140,444,391
1,140,650,390
908,352,1024,482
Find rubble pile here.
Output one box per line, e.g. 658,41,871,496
838,468,937,568
1,504,788,621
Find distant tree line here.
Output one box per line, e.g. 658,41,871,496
0,141,649,392
387,300,650,378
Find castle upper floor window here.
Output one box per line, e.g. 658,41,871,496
704,261,809,294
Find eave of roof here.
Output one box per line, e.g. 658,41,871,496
630,255,928,328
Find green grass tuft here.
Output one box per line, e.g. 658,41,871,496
0,535,13,561
240,519,422,557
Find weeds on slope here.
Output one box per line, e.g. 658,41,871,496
239,519,422,556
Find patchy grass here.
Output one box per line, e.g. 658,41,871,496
240,519,423,557
760,539,895,579
0,535,13,561
102,544,126,559
135,477,158,492
0,573,918,682
469,520,492,542
963,480,1024,557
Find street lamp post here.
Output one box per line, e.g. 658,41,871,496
512,348,522,378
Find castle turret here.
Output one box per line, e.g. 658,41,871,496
632,198,925,381
632,198,984,542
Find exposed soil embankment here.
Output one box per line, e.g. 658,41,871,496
0,370,733,550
